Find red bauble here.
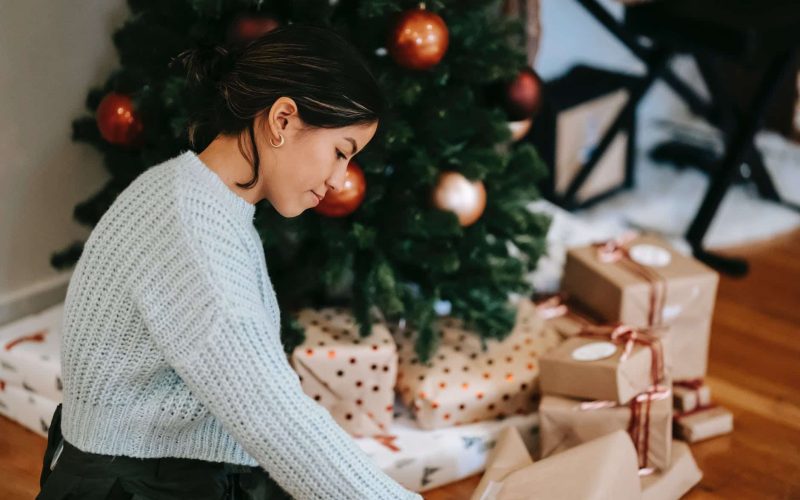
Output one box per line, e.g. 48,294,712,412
314,161,367,217
388,6,449,70
95,92,144,146
227,14,280,43
505,67,543,120
432,172,486,227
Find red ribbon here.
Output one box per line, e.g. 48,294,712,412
577,324,667,387
579,385,671,469
673,403,719,422
4,330,46,351
592,233,668,327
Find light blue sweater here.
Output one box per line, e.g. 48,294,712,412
60,150,422,499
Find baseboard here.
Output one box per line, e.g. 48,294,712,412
0,271,72,326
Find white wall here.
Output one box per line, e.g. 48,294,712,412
0,0,129,324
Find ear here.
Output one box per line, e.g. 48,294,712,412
267,96,299,138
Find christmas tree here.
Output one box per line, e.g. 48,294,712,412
52,0,551,362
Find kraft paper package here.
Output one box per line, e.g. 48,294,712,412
562,233,718,380
471,427,642,500
641,440,703,500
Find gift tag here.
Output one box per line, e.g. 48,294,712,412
571,341,617,361
629,244,671,267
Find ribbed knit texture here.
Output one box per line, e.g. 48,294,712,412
60,150,422,500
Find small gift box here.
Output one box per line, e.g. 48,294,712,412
674,405,733,443
539,324,667,404
395,299,563,430
540,385,673,471
641,440,703,500
291,307,398,437
0,303,64,402
471,427,642,500
562,233,719,380
0,379,58,438
672,379,712,412
355,398,539,493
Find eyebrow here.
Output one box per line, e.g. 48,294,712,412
345,137,358,156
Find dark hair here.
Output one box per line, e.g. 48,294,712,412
170,24,385,189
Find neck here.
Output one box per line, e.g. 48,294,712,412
197,134,264,206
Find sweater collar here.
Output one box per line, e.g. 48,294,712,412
180,149,256,222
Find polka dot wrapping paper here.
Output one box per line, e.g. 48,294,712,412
394,299,563,430
291,307,399,437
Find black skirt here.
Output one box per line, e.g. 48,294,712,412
36,404,293,500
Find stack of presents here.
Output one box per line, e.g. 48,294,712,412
0,233,734,498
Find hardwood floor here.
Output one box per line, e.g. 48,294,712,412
1,229,798,499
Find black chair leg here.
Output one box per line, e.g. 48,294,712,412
685,49,797,276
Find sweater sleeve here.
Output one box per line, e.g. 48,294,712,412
131,196,422,500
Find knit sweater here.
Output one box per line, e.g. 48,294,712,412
59,150,422,500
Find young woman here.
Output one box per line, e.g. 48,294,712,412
36,24,422,500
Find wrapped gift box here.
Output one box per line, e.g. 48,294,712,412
562,234,718,380
539,327,667,405
291,307,399,437
395,299,562,429
673,380,712,413
355,397,539,493
0,379,58,438
540,386,673,471
641,440,703,500
0,303,64,402
471,428,642,500
674,405,733,443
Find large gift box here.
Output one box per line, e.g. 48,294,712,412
0,303,64,402
395,299,563,429
562,234,718,379
641,440,703,500
291,307,398,437
471,427,642,500
539,325,667,404
539,385,673,471
0,380,58,438
355,398,539,493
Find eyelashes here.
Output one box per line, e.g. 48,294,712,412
336,150,347,161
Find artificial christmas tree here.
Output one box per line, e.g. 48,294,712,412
52,0,550,362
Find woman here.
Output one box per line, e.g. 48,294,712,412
37,24,422,500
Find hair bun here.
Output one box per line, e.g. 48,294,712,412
170,44,237,86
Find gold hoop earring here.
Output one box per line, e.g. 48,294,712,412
270,134,285,148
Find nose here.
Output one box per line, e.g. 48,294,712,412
326,162,348,193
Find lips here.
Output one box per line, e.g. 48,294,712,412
312,191,324,202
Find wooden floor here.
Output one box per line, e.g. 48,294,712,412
1,229,798,499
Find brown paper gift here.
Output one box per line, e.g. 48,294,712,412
673,379,712,412
471,427,642,500
562,233,719,380
395,299,562,430
291,307,398,437
641,440,703,500
540,386,673,471
539,325,667,404
674,405,733,443
533,294,604,339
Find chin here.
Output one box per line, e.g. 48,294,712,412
274,203,306,218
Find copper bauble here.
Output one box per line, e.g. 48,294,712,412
432,172,486,227
505,67,543,120
228,15,280,43
314,161,366,217
95,92,144,146
388,6,449,70
507,117,533,142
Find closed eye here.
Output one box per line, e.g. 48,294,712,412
336,150,347,161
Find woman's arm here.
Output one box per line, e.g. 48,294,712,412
130,195,421,500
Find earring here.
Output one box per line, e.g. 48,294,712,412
270,134,285,148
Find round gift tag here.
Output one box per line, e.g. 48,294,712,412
629,243,671,267
571,341,617,362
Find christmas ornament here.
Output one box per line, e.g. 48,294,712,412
388,4,449,71
505,67,543,120
95,92,144,146
227,14,280,43
507,117,533,142
314,161,366,217
432,172,486,227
